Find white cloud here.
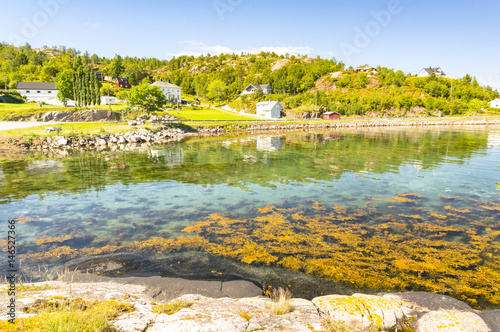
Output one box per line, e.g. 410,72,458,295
167,41,313,57
316,51,337,57
84,22,102,29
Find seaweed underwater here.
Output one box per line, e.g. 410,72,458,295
16,195,500,309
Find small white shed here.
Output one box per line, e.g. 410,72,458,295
101,96,118,105
256,101,283,118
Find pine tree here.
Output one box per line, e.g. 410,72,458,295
79,70,85,106
93,72,100,105
72,71,78,106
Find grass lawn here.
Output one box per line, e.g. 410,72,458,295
168,106,256,121
0,122,140,137
0,101,128,120
0,102,65,120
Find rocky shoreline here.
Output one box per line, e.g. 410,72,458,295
2,117,500,151
1,276,498,331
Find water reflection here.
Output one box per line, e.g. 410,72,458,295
0,128,500,307
256,136,283,152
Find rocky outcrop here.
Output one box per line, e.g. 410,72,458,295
41,109,119,122
0,278,497,332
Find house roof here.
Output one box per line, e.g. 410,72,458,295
256,101,283,111
115,78,129,83
244,84,271,91
420,67,445,75
323,111,340,115
16,82,57,90
151,81,181,89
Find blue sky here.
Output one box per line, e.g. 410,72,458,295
2,0,500,90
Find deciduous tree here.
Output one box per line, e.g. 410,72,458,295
127,83,166,115
56,69,73,106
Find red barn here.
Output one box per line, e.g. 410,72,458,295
115,77,131,89
322,111,340,120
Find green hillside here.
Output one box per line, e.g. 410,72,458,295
0,42,498,118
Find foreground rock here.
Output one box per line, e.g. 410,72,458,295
0,278,496,331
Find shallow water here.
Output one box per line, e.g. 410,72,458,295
1,127,500,305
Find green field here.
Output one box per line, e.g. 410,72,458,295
0,102,64,120
0,101,129,120
0,122,137,137
168,107,256,121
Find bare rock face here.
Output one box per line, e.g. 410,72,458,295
41,110,74,122
41,110,118,122
146,295,325,332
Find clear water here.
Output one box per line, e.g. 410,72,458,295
1,127,499,295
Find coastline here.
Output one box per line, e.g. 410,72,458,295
1,119,499,330
1,117,500,151
1,274,499,331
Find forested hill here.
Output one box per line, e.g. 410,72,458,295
1,42,498,117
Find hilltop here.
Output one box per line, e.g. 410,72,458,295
0,42,498,118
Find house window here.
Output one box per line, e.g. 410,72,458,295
48,91,52,93
26,90,30,93
37,91,41,93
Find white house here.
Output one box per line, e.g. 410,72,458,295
256,101,283,118
16,82,58,101
355,66,377,75
241,84,272,95
151,80,182,103
101,96,117,105
489,98,500,108
417,67,446,77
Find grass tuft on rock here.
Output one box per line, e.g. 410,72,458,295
269,287,293,315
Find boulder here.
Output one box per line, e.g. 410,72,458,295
312,293,408,331
54,137,68,147
416,310,491,332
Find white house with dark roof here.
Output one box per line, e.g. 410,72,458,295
417,67,446,77
16,82,58,100
151,80,182,103
241,84,272,95
489,98,500,108
355,66,377,74
256,101,283,118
